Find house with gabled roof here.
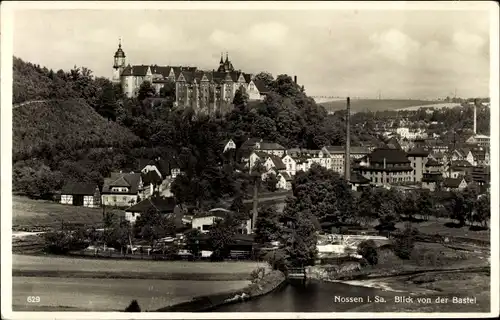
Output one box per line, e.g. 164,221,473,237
124,196,180,224
276,171,293,190
248,151,270,171
442,176,468,191
223,139,237,153
264,154,287,173
348,172,371,192
255,140,286,157
192,208,252,234
60,182,101,208
281,154,297,176
101,171,143,208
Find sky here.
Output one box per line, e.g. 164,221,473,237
12,6,492,99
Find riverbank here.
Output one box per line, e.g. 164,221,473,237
307,241,490,312
156,270,286,312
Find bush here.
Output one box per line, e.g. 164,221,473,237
250,266,267,283
357,240,378,266
393,227,415,260
43,230,88,254
125,300,141,312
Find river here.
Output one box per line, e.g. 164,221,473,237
213,279,387,312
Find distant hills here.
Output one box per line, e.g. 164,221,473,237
318,99,443,113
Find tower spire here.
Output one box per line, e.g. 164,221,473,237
225,52,229,62
119,37,122,48
220,52,223,64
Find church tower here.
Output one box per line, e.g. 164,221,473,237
112,38,126,84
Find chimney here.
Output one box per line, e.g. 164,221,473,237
473,99,477,134
345,97,351,182
294,75,297,84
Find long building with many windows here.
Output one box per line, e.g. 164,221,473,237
112,42,270,114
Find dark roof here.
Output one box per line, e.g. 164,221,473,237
407,147,429,157
450,160,473,167
253,79,270,93
324,146,369,154
443,178,463,188
141,170,163,185
268,154,286,170
195,208,233,219
385,137,402,150
102,172,142,194
259,141,286,150
240,138,261,150
426,158,440,166
422,172,442,183
349,172,370,184
125,197,177,213
61,183,98,196
369,148,410,164
278,172,293,181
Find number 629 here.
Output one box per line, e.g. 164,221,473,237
27,296,40,303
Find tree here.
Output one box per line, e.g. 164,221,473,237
185,228,203,258
473,194,490,228
125,300,141,312
208,216,237,260
254,206,282,244
137,81,156,101
134,207,176,249
264,172,278,192
357,240,378,266
253,72,274,88
281,210,318,267
159,79,176,99
233,86,249,108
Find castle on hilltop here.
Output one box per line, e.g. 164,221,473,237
112,40,271,113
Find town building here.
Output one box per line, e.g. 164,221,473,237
466,134,490,147
192,208,252,234
321,146,370,175
60,183,101,208
442,177,468,191
353,148,413,187
348,172,371,192
407,147,429,183
276,172,293,190
281,154,297,176
101,171,142,208
124,196,179,224
223,139,237,153
112,42,270,114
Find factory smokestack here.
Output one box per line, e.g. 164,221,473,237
473,99,477,134
294,75,297,84
345,97,351,182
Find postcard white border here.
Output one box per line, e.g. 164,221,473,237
1,1,499,319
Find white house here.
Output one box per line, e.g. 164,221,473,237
276,172,293,190
248,151,270,170
192,208,252,234
101,172,143,208
223,139,237,153
281,155,297,176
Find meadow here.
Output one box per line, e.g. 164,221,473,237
12,195,107,230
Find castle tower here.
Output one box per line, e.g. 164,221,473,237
112,38,126,84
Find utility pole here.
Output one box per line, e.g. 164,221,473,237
345,97,351,182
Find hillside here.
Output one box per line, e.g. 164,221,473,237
13,99,140,161
319,99,441,113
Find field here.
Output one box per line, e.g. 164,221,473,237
13,254,265,275
12,254,262,311
12,195,107,230
393,217,490,242
319,99,441,113
13,277,250,311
